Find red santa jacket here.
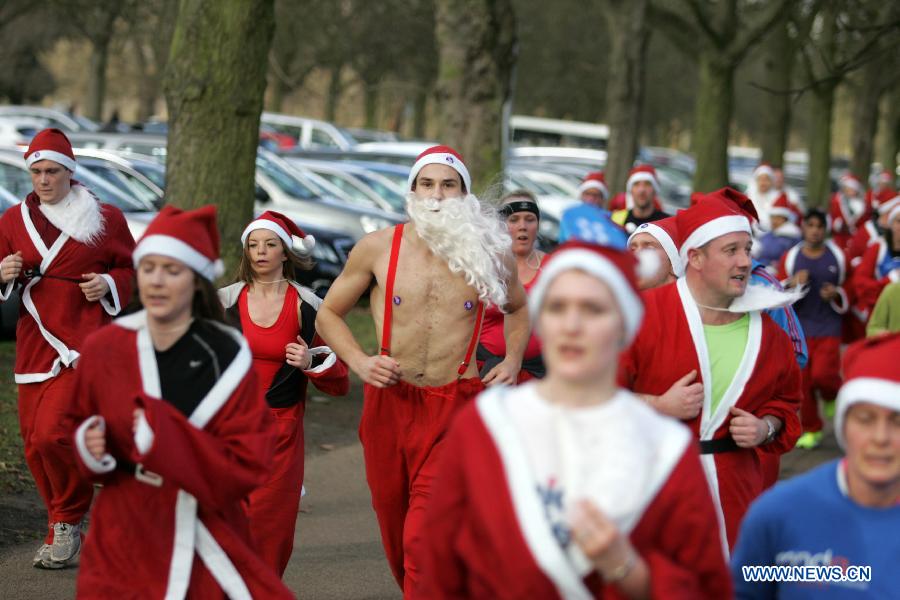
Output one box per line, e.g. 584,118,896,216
828,192,872,250
618,279,802,553
0,185,134,382
420,386,732,600
851,239,900,322
70,311,292,599
776,240,851,316
844,220,881,267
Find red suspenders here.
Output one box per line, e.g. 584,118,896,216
379,223,484,377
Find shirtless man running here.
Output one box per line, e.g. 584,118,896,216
316,145,529,596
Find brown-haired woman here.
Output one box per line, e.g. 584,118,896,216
219,210,349,576
71,205,292,598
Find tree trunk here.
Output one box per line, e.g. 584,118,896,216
603,0,650,196
164,0,275,275
85,37,111,122
412,85,429,139
806,87,835,208
363,82,379,129
758,14,792,167
325,64,343,123
434,0,517,194
879,87,900,179
849,58,884,181
691,54,733,191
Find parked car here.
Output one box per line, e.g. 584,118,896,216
286,158,406,214
255,150,402,240
74,149,165,209
0,116,47,147
0,105,98,133
260,113,358,151
67,132,168,160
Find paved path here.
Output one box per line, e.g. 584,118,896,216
0,443,400,600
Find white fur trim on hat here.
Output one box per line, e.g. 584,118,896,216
679,215,752,264
752,165,775,180
407,153,472,193
242,220,314,257
834,377,900,449
133,234,224,281
877,196,900,216
768,206,798,223
840,176,863,192
529,249,643,344
626,172,659,194
628,223,683,277
888,204,900,226
25,149,76,173
577,180,609,199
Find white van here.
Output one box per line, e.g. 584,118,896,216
510,115,609,150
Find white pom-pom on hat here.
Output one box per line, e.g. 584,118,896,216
292,234,315,256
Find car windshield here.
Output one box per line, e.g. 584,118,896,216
256,154,318,199
352,172,405,211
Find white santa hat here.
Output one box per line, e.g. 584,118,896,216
626,164,660,195
133,204,224,281
768,193,798,224
577,171,609,199
529,241,654,344
676,187,757,265
877,195,900,216
407,145,471,193
241,210,315,257
24,128,77,173
839,173,863,193
752,163,775,181
834,333,900,449
628,216,683,277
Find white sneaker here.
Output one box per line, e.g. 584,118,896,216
50,522,81,563
31,544,51,568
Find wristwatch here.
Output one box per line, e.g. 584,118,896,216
763,417,776,444
604,552,636,583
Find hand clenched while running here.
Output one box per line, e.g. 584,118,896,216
84,418,107,460
355,355,401,388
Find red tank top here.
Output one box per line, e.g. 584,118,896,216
239,285,300,388
479,268,543,359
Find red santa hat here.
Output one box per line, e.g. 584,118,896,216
888,203,900,227
407,145,471,193
676,187,755,264
628,216,683,277
133,204,224,281
577,171,609,199
528,241,652,344
768,193,798,224
626,164,660,195
834,332,900,449
878,169,893,184
839,173,863,193
241,210,315,257
24,128,77,172
877,195,900,217
752,163,775,180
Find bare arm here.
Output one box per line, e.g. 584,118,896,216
482,256,530,386
316,231,400,387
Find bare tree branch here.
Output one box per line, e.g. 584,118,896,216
727,0,790,62
682,0,722,46
648,2,704,58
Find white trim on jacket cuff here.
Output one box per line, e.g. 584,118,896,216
75,416,117,474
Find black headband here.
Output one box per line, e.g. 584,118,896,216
500,200,540,219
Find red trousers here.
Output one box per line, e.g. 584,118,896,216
18,368,94,542
800,336,842,433
246,401,305,577
360,377,484,598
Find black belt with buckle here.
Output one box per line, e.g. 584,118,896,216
699,436,740,454
116,458,163,487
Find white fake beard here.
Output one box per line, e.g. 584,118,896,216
725,281,807,313
406,192,511,308
39,183,105,245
